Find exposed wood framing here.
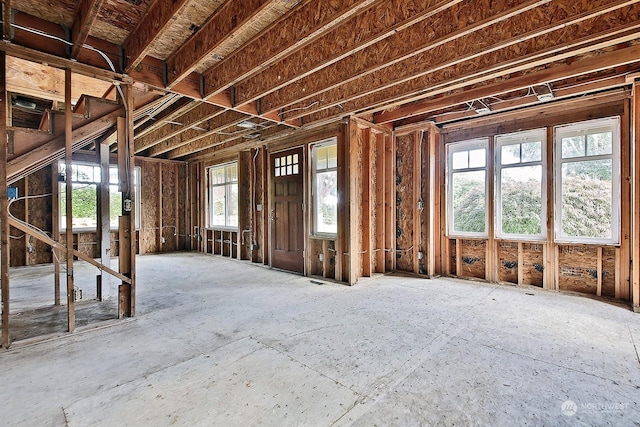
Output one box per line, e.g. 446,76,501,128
166,0,271,88
1,51,10,347
202,0,379,99
633,83,640,311
2,0,10,41
64,68,75,333
97,141,110,299
123,0,191,72
51,164,60,305
619,99,632,300
294,2,640,125
70,0,106,58
234,0,460,106
545,124,556,290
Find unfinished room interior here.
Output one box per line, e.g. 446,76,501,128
1,0,640,425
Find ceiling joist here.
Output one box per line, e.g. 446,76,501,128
70,0,105,58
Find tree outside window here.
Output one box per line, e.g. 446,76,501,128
312,139,338,235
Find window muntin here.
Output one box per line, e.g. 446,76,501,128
59,162,140,230
208,162,238,228
447,139,488,237
312,139,338,235
495,130,546,239
274,153,299,177
555,117,620,244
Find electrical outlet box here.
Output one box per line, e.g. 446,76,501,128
256,204,263,211
7,187,18,200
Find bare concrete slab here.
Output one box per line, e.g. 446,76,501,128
1,252,638,426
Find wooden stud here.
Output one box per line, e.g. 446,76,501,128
2,0,11,42
51,163,60,305
545,126,556,290
361,128,373,277
412,131,422,275
518,242,524,285
616,247,621,299
97,141,110,300
1,51,10,347
597,247,603,297
347,119,359,285
157,163,163,252
374,132,385,273
64,68,75,332
455,238,462,276
486,137,496,282
619,99,632,300
386,130,396,272
633,83,640,311
427,125,440,276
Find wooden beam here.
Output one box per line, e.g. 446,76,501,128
159,111,249,159
97,141,110,299
51,163,60,305
1,51,10,348
412,131,422,275
292,1,640,124
376,58,639,125
234,0,461,106
135,98,198,141
134,102,225,153
361,127,373,277
64,68,75,333
123,0,191,72
202,0,379,99
166,0,272,88
633,83,640,311
258,0,545,114
70,0,106,58
619,96,632,300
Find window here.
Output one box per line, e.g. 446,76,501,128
447,139,488,237
312,139,338,235
59,162,140,230
555,117,620,243
495,130,545,239
208,162,238,228
274,153,299,177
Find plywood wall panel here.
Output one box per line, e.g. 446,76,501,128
161,164,177,252
140,161,160,253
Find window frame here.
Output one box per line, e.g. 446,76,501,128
310,137,338,237
59,161,141,232
446,138,489,238
207,161,239,229
554,116,620,245
494,129,547,241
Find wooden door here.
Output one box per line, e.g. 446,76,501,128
271,148,304,273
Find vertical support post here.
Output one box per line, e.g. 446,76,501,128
238,151,250,261
157,163,163,252
385,132,396,272
597,247,603,297
51,164,60,305
116,84,135,317
517,242,524,285
412,131,422,275
174,163,179,250
97,141,110,300
545,127,556,290
347,119,359,285
374,132,385,273
361,128,372,277
486,136,496,282
632,83,640,312
455,238,462,277
64,68,75,332
619,100,632,301
1,51,11,347
426,125,438,277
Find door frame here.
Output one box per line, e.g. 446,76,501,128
268,145,307,274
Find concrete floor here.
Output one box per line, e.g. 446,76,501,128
1,252,639,426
